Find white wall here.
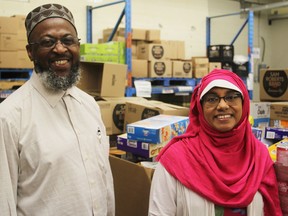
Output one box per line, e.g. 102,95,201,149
270,18,288,68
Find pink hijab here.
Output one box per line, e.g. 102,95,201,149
157,69,282,215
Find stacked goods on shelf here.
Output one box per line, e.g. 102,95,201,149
249,101,288,146
250,70,288,214
171,59,192,78
250,101,271,129
80,41,126,64
270,138,288,214
117,133,166,159
99,27,197,79
96,97,189,137
137,42,172,78
110,113,190,216
96,27,200,99
207,44,249,77
0,15,32,69
123,99,189,132
118,114,189,159
270,102,288,128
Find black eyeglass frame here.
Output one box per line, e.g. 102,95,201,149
201,93,243,107
28,36,81,49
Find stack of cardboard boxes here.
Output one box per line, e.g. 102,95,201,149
258,69,288,214
207,44,249,77
0,15,32,69
249,68,288,147
82,27,214,79
110,114,189,216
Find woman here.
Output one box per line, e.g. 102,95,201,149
148,69,282,216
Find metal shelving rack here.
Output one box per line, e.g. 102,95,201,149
0,68,33,101
86,0,132,86
206,10,254,99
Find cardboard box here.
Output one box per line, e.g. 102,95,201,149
131,59,148,78
270,102,288,121
131,41,137,57
250,101,271,128
97,97,147,135
17,50,33,68
11,15,26,32
16,33,27,50
109,155,154,216
160,40,185,59
193,67,209,78
80,54,125,65
172,60,192,78
0,51,17,68
146,29,161,41
148,60,172,78
80,43,100,55
252,127,263,141
264,127,288,140
137,43,168,60
78,61,127,97
0,16,18,34
118,28,147,40
176,41,185,59
209,62,222,72
124,100,189,131
260,69,288,101
117,133,167,158
270,119,288,128
192,57,209,78
102,28,119,42
0,34,17,51
270,102,288,128
80,42,125,64
127,114,189,144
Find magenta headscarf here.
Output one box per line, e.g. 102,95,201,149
157,69,282,215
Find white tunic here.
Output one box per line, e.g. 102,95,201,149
149,163,264,216
0,72,115,216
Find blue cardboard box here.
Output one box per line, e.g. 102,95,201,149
264,127,288,140
117,133,168,158
126,114,189,144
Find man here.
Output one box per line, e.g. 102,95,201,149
0,4,115,216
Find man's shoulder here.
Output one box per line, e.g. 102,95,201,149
0,82,31,116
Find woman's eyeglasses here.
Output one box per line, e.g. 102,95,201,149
29,36,80,50
202,93,242,107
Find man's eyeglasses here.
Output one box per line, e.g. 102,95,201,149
201,93,242,107
29,36,80,50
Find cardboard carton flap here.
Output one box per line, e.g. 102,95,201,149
109,155,154,216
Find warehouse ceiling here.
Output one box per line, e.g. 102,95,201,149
229,0,288,15
230,0,288,5
227,0,288,23
229,0,288,9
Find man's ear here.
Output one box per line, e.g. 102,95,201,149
26,44,33,61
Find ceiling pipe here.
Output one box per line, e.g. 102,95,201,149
242,1,288,12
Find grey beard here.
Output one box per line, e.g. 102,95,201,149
36,64,81,91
